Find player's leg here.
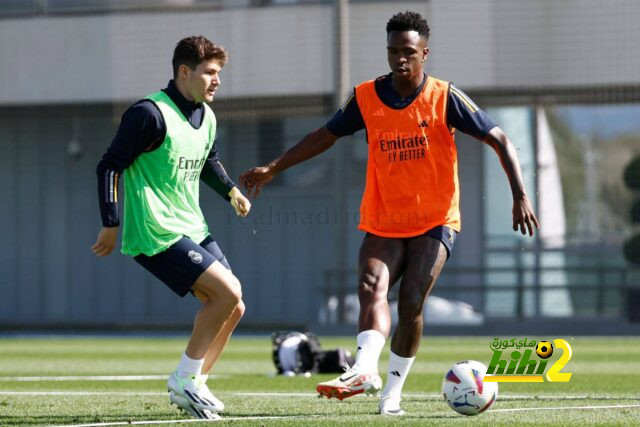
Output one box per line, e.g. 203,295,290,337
392,235,446,355
355,233,407,369
357,234,407,335
317,234,406,400
379,229,450,415
194,237,245,375
134,237,236,419
167,260,241,416
186,261,242,362
202,301,244,373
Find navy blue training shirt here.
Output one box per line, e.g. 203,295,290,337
96,80,236,227
326,73,496,139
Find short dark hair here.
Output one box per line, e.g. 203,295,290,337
172,35,228,78
386,11,430,41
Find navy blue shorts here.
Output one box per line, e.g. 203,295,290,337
423,225,458,258
367,225,458,258
134,235,231,297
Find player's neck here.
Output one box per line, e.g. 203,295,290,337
174,79,197,103
391,73,424,98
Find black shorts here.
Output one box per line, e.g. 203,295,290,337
134,235,231,297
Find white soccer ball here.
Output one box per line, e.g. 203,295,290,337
442,360,498,416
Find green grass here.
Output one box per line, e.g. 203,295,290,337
1,336,639,425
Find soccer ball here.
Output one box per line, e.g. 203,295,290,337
536,341,554,359
442,360,498,416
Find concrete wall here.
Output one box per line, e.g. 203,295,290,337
1,0,639,105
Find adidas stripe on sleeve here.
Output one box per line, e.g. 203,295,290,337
446,84,497,140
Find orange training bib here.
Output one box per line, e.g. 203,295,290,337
355,76,460,237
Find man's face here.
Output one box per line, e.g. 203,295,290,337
387,30,428,82
181,59,222,103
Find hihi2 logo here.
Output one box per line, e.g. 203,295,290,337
484,338,573,383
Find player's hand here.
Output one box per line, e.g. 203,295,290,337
512,195,540,236
229,187,251,217
239,166,274,198
91,226,118,256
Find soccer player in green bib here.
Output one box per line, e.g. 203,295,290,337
92,36,250,420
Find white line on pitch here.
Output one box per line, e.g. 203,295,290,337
46,405,640,427
235,392,318,397
0,375,224,381
2,378,634,402
2,391,639,401
50,414,323,427
489,404,640,413
0,391,166,396
215,392,640,401
404,393,628,400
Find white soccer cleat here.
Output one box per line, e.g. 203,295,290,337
167,371,225,414
378,395,405,416
316,362,382,400
169,391,221,420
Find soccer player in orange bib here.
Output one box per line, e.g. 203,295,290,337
240,11,539,416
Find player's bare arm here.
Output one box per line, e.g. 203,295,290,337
483,126,540,236
239,126,338,198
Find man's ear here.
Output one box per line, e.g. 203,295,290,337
422,46,430,63
178,64,190,80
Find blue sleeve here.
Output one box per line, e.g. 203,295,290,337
95,100,165,227
447,84,497,140
97,100,165,172
325,90,366,137
201,143,236,201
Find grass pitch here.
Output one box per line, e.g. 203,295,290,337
0,336,639,426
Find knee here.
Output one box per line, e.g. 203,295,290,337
231,276,242,299
215,276,242,310
234,299,246,318
226,277,243,306
358,272,386,301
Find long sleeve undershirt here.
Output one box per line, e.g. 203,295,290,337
96,80,235,227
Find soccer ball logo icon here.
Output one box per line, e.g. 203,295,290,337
536,341,554,359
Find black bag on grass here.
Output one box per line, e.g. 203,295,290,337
271,331,354,375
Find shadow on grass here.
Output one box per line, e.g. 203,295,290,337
0,411,463,425
0,414,191,426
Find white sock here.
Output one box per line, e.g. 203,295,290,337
353,330,386,373
381,351,415,400
177,352,204,378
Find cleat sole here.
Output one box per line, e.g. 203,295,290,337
316,384,365,401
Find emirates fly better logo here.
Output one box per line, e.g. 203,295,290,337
484,338,573,383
